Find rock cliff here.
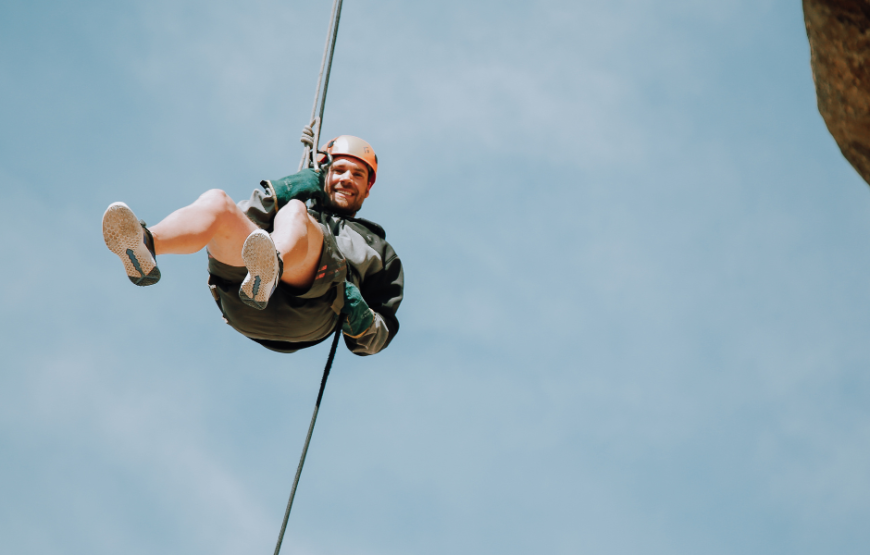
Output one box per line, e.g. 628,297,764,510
804,0,870,185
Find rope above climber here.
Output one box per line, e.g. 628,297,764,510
101,135,403,355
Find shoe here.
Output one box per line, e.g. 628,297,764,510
102,202,161,286
239,229,282,310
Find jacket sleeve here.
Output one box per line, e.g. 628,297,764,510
237,183,279,230
344,246,403,356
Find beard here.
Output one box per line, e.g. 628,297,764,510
324,194,363,217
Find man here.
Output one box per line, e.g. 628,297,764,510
101,135,403,355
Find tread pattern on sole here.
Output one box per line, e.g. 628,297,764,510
239,229,279,310
102,202,160,286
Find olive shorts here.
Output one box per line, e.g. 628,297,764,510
206,222,347,353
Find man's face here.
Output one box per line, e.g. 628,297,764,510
324,155,371,215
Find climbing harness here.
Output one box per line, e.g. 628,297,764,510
272,1,345,554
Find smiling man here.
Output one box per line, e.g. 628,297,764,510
101,135,403,355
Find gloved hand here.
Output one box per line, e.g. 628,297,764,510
267,168,326,208
341,282,374,337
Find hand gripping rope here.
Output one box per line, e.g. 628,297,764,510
272,1,345,554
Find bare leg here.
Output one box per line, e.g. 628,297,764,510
149,189,257,267
271,200,324,289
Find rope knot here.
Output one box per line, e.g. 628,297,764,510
299,124,315,148
298,118,322,171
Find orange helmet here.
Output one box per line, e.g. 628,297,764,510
321,135,378,185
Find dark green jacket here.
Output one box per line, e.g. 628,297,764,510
231,184,403,355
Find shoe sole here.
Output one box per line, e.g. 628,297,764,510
102,202,161,286
240,229,279,310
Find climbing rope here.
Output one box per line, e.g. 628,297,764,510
298,0,344,172
272,323,343,555
273,2,345,554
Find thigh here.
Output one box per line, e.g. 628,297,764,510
206,202,259,267
280,214,324,288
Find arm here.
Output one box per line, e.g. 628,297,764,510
238,169,325,229
343,250,403,356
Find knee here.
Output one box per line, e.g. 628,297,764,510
277,199,309,222
196,189,236,215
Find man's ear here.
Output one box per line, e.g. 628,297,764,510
365,171,374,197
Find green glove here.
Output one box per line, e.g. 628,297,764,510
341,282,374,337
267,168,326,208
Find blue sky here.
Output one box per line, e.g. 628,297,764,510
3,0,870,554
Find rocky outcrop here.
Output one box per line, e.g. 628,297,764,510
804,0,870,186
